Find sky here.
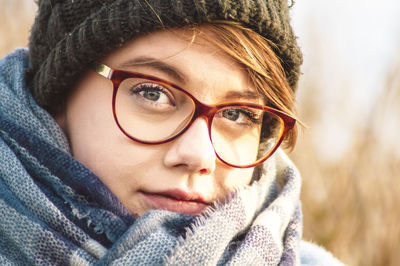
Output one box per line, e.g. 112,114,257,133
289,0,400,160
292,0,400,104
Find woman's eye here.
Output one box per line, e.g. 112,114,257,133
131,83,175,106
222,109,240,121
221,108,262,125
140,89,162,102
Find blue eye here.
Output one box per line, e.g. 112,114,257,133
222,109,240,121
140,89,161,101
130,83,175,106
221,108,263,125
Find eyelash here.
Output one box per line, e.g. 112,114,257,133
128,82,263,124
130,83,175,104
239,108,264,124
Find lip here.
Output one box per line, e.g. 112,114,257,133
140,189,210,215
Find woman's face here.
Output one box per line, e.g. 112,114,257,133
59,28,264,216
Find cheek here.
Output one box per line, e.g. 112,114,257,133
63,76,161,191
65,89,166,204
64,76,116,171
214,166,254,197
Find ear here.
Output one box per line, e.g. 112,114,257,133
54,108,67,133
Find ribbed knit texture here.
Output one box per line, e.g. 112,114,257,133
28,0,302,114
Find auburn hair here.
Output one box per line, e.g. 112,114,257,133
187,21,299,149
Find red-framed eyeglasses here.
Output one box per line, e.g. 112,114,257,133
94,63,296,168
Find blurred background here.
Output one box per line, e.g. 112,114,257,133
291,1,400,265
1,0,399,265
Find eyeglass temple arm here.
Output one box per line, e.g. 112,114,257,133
93,63,113,79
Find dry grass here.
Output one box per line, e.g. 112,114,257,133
292,54,400,265
1,1,399,265
0,0,35,57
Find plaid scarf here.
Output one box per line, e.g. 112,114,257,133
0,49,310,265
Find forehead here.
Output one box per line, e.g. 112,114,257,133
103,28,263,104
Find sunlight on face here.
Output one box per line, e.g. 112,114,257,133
59,28,263,216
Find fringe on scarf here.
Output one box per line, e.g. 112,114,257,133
0,49,344,266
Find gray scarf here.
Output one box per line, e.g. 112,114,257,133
98,150,302,265
0,49,303,265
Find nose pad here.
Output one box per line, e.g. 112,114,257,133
163,118,216,174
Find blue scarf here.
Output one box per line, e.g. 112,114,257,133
0,49,343,265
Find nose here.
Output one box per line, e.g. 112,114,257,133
163,117,216,175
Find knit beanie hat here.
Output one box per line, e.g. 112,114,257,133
28,0,302,115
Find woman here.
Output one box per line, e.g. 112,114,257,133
0,0,343,265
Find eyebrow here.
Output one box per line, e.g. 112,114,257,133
118,56,263,103
223,90,263,102
118,56,186,83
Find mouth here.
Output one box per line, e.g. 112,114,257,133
140,189,210,215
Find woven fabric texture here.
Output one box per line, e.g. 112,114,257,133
0,49,322,265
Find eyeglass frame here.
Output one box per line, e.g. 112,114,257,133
93,62,296,169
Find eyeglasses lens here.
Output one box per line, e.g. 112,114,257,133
211,107,282,166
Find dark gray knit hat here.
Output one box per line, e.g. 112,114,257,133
28,0,302,115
